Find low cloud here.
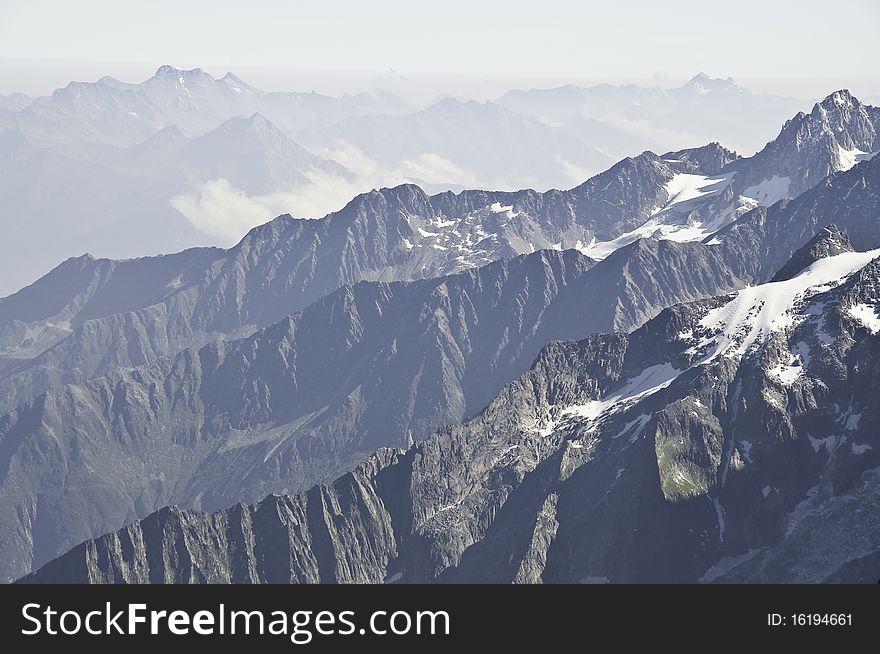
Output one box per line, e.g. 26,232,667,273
171,145,480,245
399,152,469,184
555,156,597,187
171,172,388,245
171,178,275,244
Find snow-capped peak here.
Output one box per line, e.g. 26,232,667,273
693,248,880,361
680,72,738,95
221,72,260,95
578,171,734,260
150,65,213,87
822,89,856,110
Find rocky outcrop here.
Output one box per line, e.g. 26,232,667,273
772,225,854,281
23,235,880,584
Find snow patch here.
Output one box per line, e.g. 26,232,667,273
809,434,842,454
562,363,681,422
658,173,732,213
578,173,733,260
769,362,803,386
838,146,876,172
837,404,862,431
792,340,811,367
848,302,880,334
692,249,880,361
614,413,652,441
743,175,791,206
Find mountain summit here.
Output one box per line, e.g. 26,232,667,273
678,72,739,96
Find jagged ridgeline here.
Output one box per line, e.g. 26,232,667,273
2,91,880,583
22,226,880,583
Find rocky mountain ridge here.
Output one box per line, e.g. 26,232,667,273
23,230,880,583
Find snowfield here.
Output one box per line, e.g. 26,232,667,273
848,302,880,334
580,172,734,259
694,249,880,360
743,175,791,206
531,248,880,439
838,146,877,172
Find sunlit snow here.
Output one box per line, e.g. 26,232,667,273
838,146,877,172
490,202,513,214
693,249,880,360
769,362,803,386
561,363,681,421
579,173,733,259
743,175,791,206
847,302,880,334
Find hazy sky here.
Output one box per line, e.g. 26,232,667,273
1,0,879,100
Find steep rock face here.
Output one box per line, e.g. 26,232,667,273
713,154,880,283
0,150,723,414
0,234,758,582
4,93,876,414
772,225,854,282
664,141,739,175
725,89,878,202
0,248,582,581
8,139,880,582
23,238,880,584
553,237,742,332
669,90,880,234
5,95,880,586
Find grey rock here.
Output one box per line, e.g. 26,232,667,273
0,233,757,581
771,225,854,282
22,230,880,584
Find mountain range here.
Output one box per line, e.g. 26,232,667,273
1,83,880,583
0,68,817,296
23,223,880,583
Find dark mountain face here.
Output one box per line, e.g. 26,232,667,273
723,90,878,202
664,90,879,234
0,231,762,582
712,154,880,283
771,225,854,282
0,149,727,416
24,234,880,584
663,141,739,175
7,126,877,417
